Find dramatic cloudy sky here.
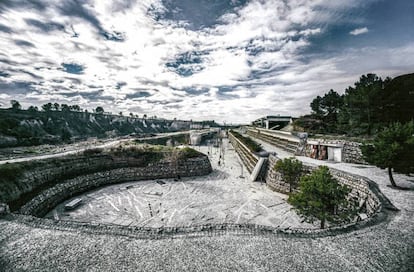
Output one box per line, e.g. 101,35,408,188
0,0,413,123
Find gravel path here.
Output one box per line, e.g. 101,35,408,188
0,137,413,271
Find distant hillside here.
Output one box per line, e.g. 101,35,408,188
0,109,216,147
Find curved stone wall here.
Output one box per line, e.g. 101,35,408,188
20,157,211,217
0,150,212,215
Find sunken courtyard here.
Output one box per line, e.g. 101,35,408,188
0,128,413,271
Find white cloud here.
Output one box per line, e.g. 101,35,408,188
349,27,369,36
0,0,411,123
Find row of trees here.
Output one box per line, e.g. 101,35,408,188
8,101,152,120
297,73,413,136
11,100,83,113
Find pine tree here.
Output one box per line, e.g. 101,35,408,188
361,121,414,187
288,166,357,229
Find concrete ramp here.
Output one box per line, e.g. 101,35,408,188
250,158,267,182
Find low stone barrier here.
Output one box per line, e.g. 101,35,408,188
247,128,299,154
228,132,258,173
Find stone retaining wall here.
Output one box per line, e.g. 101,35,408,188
306,139,365,164
228,132,258,173
1,151,212,213
342,141,365,164
19,157,211,217
247,127,366,164
265,155,381,216
247,128,299,153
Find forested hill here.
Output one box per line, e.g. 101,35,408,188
294,73,414,136
0,109,215,147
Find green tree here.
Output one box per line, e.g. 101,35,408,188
61,104,70,112
288,166,357,229
53,103,60,111
61,128,71,142
339,74,384,135
28,105,38,112
310,95,323,118
95,106,104,114
42,103,52,112
10,100,21,111
274,157,303,192
361,121,414,187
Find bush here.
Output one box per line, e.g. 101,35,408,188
230,130,262,152
274,157,303,192
83,148,103,156
0,163,24,181
179,147,203,159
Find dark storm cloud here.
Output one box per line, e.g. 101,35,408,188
115,82,127,90
14,39,35,47
151,0,248,30
0,71,10,77
25,18,65,32
125,91,152,99
0,23,13,33
166,51,209,77
182,87,209,96
0,0,47,13
0,81,36,94
59,89,114,101
58,0,124,41
61,63,84,74
111,0,137,12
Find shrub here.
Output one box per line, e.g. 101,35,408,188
230,130,262,152
0,163,24,181
274,157,303,192
179,147,203,159
83,148,103,156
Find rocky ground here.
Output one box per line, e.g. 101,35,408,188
0,137,413,271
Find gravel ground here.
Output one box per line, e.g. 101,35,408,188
0,137,413,271
45,140,312,229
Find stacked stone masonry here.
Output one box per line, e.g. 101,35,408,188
228,132,258,173
247,128,299,154
1,153,211,215
247,127,366,164
265,155,381,216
